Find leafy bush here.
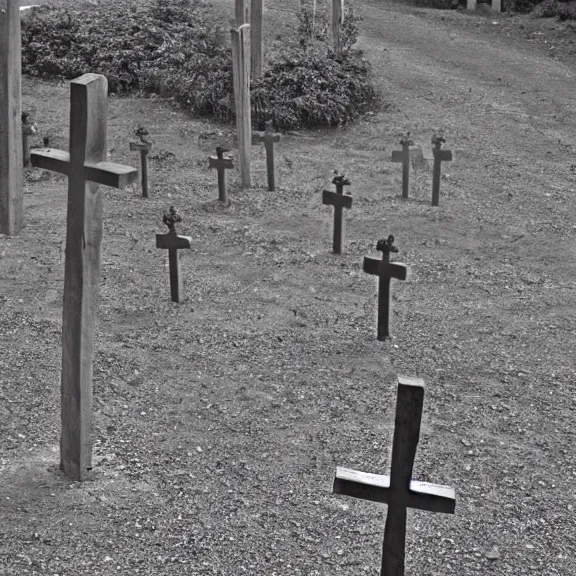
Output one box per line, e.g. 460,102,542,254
21,0,376,129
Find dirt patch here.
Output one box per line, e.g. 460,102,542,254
1,1,575,575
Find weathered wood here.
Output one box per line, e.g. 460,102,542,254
0,0,24,235
329,0,343,54
235,0,249,26
251,120,280,191
30,74,137,481
156,231,192,303
431,134,452,207
250,0,263,78
363,235,407,341
391,135,413,200
333,376,456,576
208,146,234,202
231,24,252,188
322,174,352,254
492,0,501,12
22,111,37,168
466,0,477,9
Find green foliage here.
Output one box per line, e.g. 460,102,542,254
21,0,376,130
532,0,576,18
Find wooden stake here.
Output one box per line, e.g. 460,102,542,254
333,376,456,576
156,206,192,303
391,135,413,200
0,0,24,235
22,111,37,168
235,0,249,26
231,24,252,188
30,74,138,481
322,173,352,254
251,120,280,191
363,235,407,341
431,134,452,207
129,127,152,198
329,0,344,54
250,0,263,79
208,146,234,202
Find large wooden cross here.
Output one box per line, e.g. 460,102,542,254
363,235,407,341
322,173,352,254
252,120,281,191
30,74,137,481
0,0,24,235
333,375,456,576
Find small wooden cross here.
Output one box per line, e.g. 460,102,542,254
252,120,281,191
156,206,192,303
322,173,352,254
431,133,452,207
363,235,407,341
391,134,413,199
333,375,456,576
29,74,137,481
208,146,234,203
129,125,152,198
22,111,37,168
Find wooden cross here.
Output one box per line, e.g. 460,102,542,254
209,146,234,203
0,0,24,235
129,125,152,198
156,206,192,303
30,74,137,481
333,375,456,576
22,111,37,168
322,173,352,254
391,134,413,200
431,133,452,207
363,235,407,341
251,120,281,191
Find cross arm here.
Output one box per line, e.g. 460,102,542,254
30,149,138,189
156,233,192,250
434,149,453,161
209,156,234,169
130,141,151,152
252,132,281,145
391,150,409,163
322,190,353,209
334,467,455,514
388,262,408,281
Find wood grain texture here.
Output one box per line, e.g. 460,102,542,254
250,0,263,78
0,0,24,235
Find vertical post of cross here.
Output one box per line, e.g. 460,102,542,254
329,0,344,54
0,0,24,235
129,126,152,198
250,0,263,79
431,133,452,207
22,111,37,168
235,0,250,26
251,120,280,191
466,0,477,10
391,134,414,200
231,23,252,188
492,0,502,12
30,74,138,481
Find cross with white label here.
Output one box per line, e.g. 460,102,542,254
252,120,281,191
391,135,413,199
431,133,453,207
156,206,192,303
30,74,138,481
333,375,456,576
209,146,234,202
322,173,352,254
363,235,407,341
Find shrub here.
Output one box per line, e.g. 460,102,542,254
21,0,377,129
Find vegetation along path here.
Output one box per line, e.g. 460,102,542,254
1,0,575,575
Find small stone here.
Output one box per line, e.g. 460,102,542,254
486,546,500,560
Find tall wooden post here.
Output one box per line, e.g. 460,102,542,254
0,0,24,236
250,0,263,78
30,74,138,481
329,0,343,54
231,24,252,188
235,0,249,25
